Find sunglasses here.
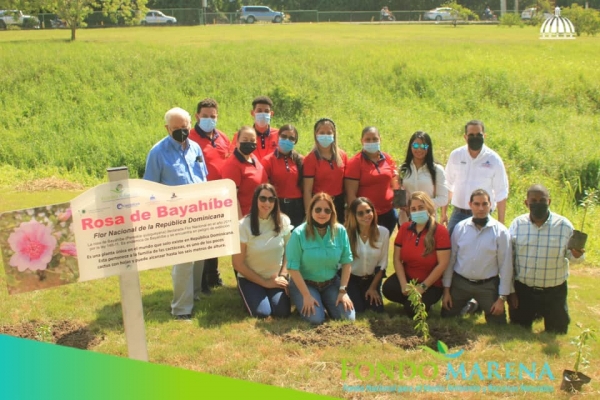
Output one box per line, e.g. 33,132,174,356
412,143,430,150
279,133,296,142
314,207,332,215
356,209,373,217
258,196,276,204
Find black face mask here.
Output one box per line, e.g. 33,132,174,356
472,217,489,226
467,135,484,151
239,142,257,156
529,202,549,220
171,128,189,143
312,219,329,229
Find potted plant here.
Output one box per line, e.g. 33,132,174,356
560,324,596,392
568,189,596,250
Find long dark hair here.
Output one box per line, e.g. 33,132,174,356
250,184,282,236
305,192,337,240
400,131,437,187
278,124,304,189
312,118,344,167
345,197,380,259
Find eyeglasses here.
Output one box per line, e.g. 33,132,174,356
279,133,296,142
356,209,373,217
314,207,332,215
258,196,276,203
412,143,430,150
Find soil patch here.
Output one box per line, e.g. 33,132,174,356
14,177,84,192
282,324,370,347
0,320,103,350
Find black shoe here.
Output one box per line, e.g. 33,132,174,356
209,278,223,288
174,314,192,321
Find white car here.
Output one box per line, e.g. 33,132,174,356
521,8,553,20
143,10,177,25
423,7,455,21
0,10,40,29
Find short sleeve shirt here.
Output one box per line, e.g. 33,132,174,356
262,150,303,199
221,149,268,216
303,150,347,197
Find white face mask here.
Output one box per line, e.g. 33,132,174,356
254,113,271,126
199,118,217,132
363,142,380,153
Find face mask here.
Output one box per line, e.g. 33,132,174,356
278,138,294,153
467,135,484,151
363,142,381,153
254,113,271,126
529,202,549,220
472,217,489,226
171,128,189,143
312,219,329,229
199,118,217,133
239,142,257,156
316,134,335,147
410,210,429,225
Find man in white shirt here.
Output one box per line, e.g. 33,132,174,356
443,120,509,235
441,189,512,324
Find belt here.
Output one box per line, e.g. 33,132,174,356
453,207,472,214
279,197,302,204
305,277,336,289
517,281,564,292
351,273,375,281
455,272,497,284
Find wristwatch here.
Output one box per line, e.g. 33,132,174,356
498,295,507,302
339,285,347,294
419,282,428,291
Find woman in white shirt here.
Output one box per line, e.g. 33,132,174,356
398,131,448,225
232,183,293,318
344,197,390,313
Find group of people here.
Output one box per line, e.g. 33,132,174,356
143,99,584,335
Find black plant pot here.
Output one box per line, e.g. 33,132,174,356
393,189,407,208
568,230,588,250
560,369,591,393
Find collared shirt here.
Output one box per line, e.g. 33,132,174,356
344,151,397,215
350,225,390,276
143,136,207,185
402,161,448,209
396,221,451,287
443,217,513,296
509,211,580,288
238,214,292,280
221,148,267,216
188,126,231,181
303,149,347,197
444,145,508,210
286,222,353,282
262,149,303,199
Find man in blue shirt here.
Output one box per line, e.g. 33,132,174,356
144,107,208,320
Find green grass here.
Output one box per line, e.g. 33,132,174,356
1,24,600,398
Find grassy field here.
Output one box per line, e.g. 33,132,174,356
1,24,600,398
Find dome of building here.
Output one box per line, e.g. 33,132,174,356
540,7,576,39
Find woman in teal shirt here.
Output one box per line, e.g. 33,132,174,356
286,192,355,324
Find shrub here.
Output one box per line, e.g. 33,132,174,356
499,13,524,27
562,4,600,36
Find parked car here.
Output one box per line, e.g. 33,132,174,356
142,10,177,25
423,7,455,21
521,8,553,20
238,6,284,24
0,10,40,29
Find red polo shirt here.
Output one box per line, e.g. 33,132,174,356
394,221,451,287
262,149,303,199
229,126,279,164
221,149,268,216
188,127,231,181
345,151,397,215
303,149,347,197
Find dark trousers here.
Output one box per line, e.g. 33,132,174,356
441,273,506,324
509,280,570,334
201,257,221,289
377,208,398,236
279,198,305,228
333,195,346,224
382,273,442,318
347,273,384,314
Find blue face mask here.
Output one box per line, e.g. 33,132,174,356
363,142,380,153
278,138,294,153
316,134,335,147
254,113,271,126
411,210,429,224
199,118,217,133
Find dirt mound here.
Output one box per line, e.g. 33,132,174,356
283,323,371,347
0,320,103,350
14,177,85,191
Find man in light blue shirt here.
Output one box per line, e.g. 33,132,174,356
441,189,512,324
144,107,208,320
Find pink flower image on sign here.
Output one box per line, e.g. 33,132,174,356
59,242,77,257
7,220,57,272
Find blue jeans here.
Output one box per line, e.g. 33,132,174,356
377,208,398,236
447,207,473,236
237,277,291,318
289,275,355,324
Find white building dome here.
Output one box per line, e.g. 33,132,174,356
540,7,576,39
